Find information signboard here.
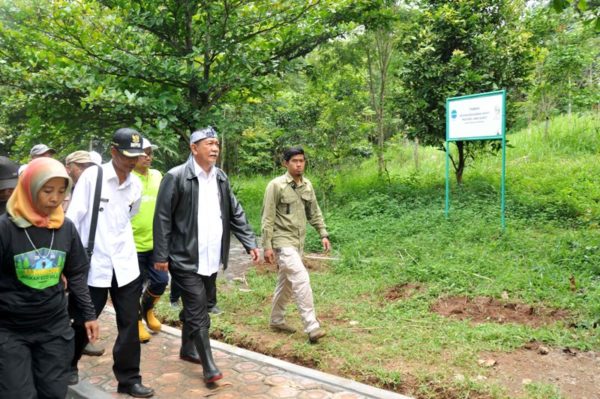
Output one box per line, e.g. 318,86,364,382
445,90,507,230
447,91,504,141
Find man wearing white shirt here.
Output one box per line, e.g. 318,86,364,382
67,128,154,398
153,126,259,384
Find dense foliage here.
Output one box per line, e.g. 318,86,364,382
395,0,533,183
0,0,384,167
0,0,597,179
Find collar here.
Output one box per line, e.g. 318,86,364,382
133,168,149,179
193,158,216,179
185,156,225,182
285,172,304,186
107,160,132,187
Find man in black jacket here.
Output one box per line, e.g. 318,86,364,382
153,126,259,384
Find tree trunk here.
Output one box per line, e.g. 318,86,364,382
455,141,465,185
567,76,572,116
366,29,393,178
219,128,226,172
413,137,419,170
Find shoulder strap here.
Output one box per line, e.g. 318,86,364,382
86,165,103,258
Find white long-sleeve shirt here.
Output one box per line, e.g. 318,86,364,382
193,161,222,276
66,161,142,287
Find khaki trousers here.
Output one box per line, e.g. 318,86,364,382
270,247,319,333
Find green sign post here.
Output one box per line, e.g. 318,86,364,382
445,90,507,230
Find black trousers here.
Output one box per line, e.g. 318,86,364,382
71,274,142,386
170,272,217,309
0,313,73,399
171,269,217,336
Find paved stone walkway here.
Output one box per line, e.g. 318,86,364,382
69,238,412,399
70,309,410,399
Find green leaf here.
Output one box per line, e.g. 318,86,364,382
550,0,571,12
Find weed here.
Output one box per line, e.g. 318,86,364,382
155,113,600,399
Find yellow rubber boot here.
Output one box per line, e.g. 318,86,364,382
138,320,151,343
145,307,162,332
142,291,162,332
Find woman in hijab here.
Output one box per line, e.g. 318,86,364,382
0,157,99,399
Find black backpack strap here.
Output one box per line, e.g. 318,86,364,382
86,165,103,258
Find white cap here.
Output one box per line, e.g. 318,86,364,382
142,138,158,150
89,151,102,165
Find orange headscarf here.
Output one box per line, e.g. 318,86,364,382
7,157,72,229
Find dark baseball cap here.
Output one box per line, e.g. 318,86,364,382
0,156,19,190
111,128,144,157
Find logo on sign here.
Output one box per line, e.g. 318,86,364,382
451,110,457,119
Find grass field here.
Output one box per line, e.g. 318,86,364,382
156,113,600,399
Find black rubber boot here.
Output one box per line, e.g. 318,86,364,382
192,329,223,383
179,324,201,364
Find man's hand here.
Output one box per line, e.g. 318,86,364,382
61,274,68,290
322,237,331,253
85,320,100,344
264,248,275,264
154,261,169,272
249,248,260,263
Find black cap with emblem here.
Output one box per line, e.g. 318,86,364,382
111,128,145,157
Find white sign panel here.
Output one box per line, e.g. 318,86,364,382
447,92,504,141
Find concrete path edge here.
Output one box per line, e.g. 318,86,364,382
69,306,414,399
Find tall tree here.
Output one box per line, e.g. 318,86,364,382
365,26,395,177
363,4,413,178
525,5,599,134
0,0,383,164
395,0,532,184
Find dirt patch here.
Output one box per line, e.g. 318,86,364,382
431,296,570,327
384,283,425,301
252,260,277,275
482,342,600,398
303,254,332,272
249,253,329,275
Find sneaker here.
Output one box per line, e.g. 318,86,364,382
208,305,223,315
82,342,105,356
67,372,79,386
308,328,326,343
270,323,296,333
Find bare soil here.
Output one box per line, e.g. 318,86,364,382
428,295,598,398
384,283,425,301
429,295,570,328
481,342,600,399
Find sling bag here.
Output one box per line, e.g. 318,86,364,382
86,165,103,259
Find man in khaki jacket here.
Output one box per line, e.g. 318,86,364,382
261,146,330,343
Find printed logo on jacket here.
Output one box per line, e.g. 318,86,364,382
14,249,65,289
